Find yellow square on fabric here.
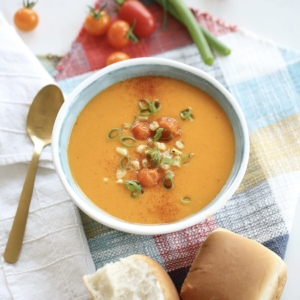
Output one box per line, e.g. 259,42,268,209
238,114,300,193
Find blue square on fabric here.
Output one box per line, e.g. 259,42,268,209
228,67,300,132
88,231,166,270
280,48,300,64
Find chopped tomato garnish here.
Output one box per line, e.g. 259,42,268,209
131,121,153,140
157,117,181,137
137,168,159,188
157,168,166,181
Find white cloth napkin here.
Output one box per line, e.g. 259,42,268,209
0,13,95,299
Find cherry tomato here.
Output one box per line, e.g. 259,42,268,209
137,169,159,188
131,121,153,140
84,7,110,36
158,117,181,137
118,0,156,38
107,20,137,48
14,1,38,32
106,52,130,66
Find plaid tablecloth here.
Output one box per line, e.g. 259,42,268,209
42,0,300,292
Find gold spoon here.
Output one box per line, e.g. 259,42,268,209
4,84,64,264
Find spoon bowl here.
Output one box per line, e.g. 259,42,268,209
27,85,64,145
4,84,64,264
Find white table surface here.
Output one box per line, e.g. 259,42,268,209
1,0,299,298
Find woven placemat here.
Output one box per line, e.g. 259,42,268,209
39,0,300,291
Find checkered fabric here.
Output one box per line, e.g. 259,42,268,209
42,0,300,292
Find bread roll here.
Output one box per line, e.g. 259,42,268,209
83,254,179,300
181,228,287,300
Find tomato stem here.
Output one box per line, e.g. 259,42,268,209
114,0,125,7
88,4,107,20
161,0,168,29
126,20,139,43
23,0,37,8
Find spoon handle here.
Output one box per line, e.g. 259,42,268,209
4,141,45,263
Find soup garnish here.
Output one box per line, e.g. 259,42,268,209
106,100,194,199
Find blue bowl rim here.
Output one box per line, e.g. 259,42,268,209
52,57,250,235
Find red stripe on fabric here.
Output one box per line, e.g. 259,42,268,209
193,10,238,36
55,42,91,80
141,5,193,56
153,217,218,272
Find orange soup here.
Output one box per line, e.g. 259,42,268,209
68,76,235,224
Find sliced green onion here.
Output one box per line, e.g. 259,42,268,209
124,180,143,198
150,99,162,113
124,180,140,191
139,99,162,116
153,128,164,141
108,128,122,140
163,173,174,190
181,153,194,165
120,136,136,147
159,129,173,140
120,155,130,170
146,148,161,167
180,108,193,120
123,123,132,130
138,99,151,111
160,157,174,165
153,128,173,142
139,110,152,117
132,191,143,198
181,197,191,204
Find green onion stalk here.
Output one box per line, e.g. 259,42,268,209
155,0,231,62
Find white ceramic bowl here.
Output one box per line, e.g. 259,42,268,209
52,57,249,235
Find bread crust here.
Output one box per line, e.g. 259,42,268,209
133,254,180,300
82,254,180,300
180,228,287,300
82,276,98,300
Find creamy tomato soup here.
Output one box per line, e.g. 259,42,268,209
68,76,235,224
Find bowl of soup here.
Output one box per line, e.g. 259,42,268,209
52,57,249,235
